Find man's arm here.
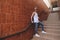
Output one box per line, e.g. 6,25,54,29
31,12,35,23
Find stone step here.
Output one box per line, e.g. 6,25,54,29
38,28,60,34
40,36,60,40
38,27,60,31
32,33,60,40
38,33,60,40
31,37,51,40
44,23,60,25
38,31,60,35
31,12,60,40
43,21,60,24
38,32,60,36
45,28,60,31
44,26,60,29
43,22,60,26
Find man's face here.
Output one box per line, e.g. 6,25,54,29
34,7,38,11
34,7,37,9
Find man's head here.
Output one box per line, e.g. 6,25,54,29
34,7,37,12
34,7,37,10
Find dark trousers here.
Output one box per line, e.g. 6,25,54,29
34,22,44,34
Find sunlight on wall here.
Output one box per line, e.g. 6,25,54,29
43,0,51,8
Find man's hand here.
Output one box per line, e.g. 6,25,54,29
31,21,34,23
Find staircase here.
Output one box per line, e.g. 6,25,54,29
31,13,60,40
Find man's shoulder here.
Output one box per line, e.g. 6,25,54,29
33,11,37,14
33,11,35,13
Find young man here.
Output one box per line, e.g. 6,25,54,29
31,7,46,37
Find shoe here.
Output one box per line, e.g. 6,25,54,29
42,31,46,34
35,34,40,37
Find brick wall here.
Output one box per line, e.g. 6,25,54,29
0,0,49,38
0,0,35,37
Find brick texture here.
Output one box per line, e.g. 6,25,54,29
0,0,49,37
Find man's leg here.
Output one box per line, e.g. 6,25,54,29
35,23,38,34
34,23,40,37
39,22,46,33
39,22,44,31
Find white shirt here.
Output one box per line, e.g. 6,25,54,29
33,12,39,23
